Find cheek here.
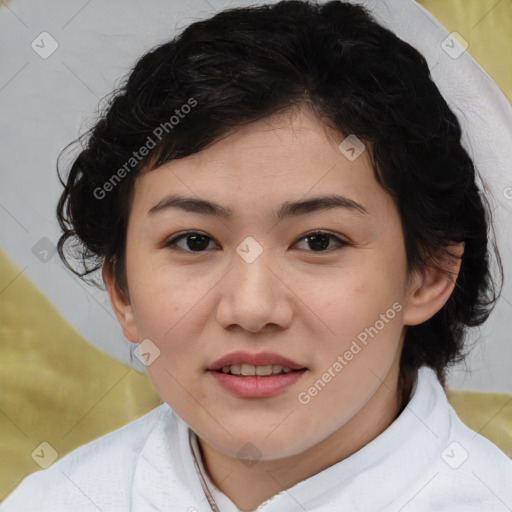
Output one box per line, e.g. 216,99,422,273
311,263,405,342
129,262,207,337
301,269,406,413
133,270,213,409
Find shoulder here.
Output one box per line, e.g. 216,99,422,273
399,369,512,511
0,403,174,512
444,383,512,486
410,419,512,511
442,404,512,496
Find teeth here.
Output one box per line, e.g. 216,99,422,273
256,365,272,376
241,364,256,376
219,364,295,376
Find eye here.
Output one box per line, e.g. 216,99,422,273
163,230,348,254
294,230,349,252
163,232,219,252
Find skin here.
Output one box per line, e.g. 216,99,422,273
104,104,463,511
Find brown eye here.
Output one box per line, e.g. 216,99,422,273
163,230,348,254
294,231,348,252
164,232,217,252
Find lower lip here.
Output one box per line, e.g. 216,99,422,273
209,370,307,398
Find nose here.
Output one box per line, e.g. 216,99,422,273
215,248,294,334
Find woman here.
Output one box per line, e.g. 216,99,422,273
2,1,510,510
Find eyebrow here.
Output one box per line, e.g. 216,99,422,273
148,194,369,220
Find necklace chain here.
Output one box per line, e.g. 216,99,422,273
188,429,222,512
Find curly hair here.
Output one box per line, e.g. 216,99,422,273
56,0,503,387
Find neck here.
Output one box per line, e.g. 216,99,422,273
197,367,414,511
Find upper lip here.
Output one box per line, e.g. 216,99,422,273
208,351,306,371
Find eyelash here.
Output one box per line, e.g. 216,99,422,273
162,230,349,254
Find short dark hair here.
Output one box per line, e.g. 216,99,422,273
56,0,503,387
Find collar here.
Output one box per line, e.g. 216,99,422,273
131,366,451,511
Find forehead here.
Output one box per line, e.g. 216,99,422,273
130,105,394,221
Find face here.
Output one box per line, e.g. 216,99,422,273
114,105,422,460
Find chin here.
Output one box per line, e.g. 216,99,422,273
223,429,315,461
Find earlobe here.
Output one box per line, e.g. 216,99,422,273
102,261,140,343
402,242,464,326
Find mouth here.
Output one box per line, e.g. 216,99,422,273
207,350,307,374
207,351,308,398
214,364,303,376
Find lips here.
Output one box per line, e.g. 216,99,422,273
207,351,306,372
207,351,307,398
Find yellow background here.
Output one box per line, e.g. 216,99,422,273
417,0,511,101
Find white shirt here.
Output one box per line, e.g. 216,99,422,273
2,366,511,512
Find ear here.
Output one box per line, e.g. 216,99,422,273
402,242,465,326
102,260,140,343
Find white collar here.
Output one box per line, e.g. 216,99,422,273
131,366,451,511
